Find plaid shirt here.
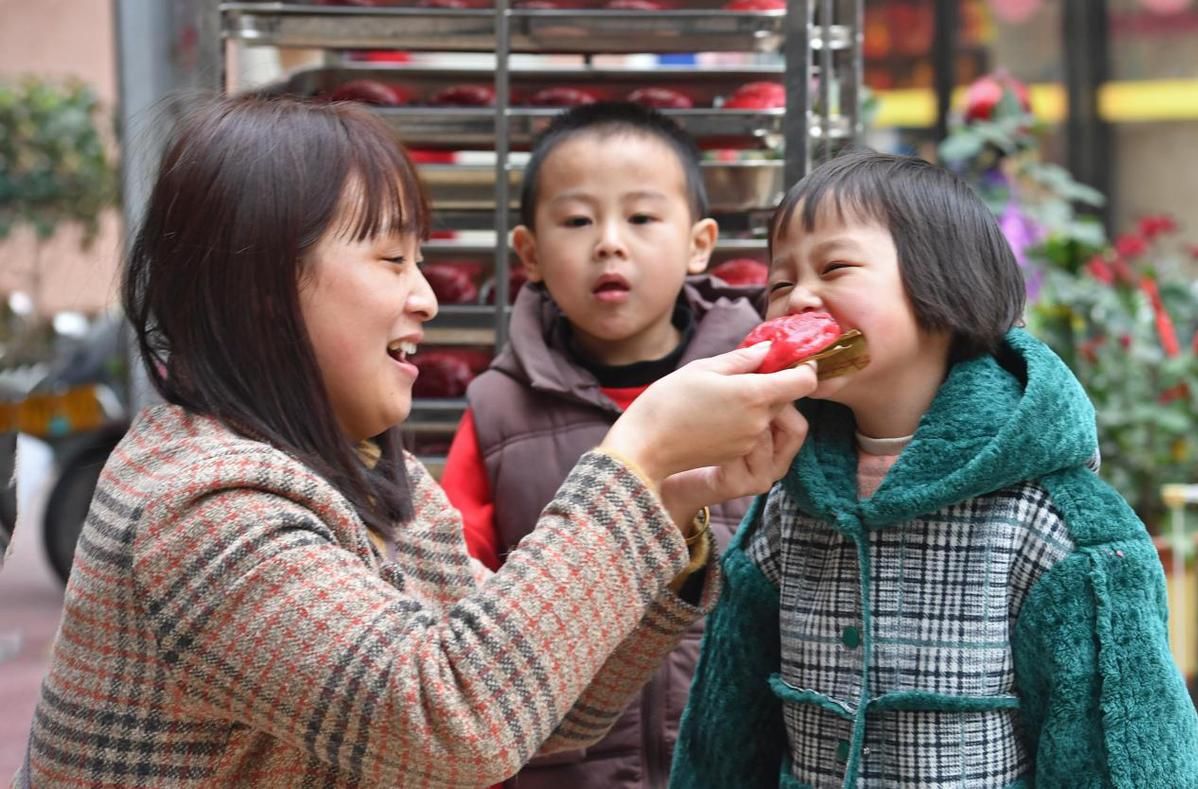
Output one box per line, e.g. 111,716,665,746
16,405,719,788
746,480,1070,787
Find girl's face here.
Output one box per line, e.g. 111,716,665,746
299,205,436,443
766,204,951,422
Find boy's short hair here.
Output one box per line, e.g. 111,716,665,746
770,148,1026,362
519,101,708,228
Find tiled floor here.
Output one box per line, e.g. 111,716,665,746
0,439,61,778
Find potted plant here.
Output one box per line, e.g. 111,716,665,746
941,72,1198,698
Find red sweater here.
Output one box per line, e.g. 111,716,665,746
441,385,648,571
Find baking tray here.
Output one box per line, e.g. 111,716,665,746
421,236,766,263
270,64,790,148
223,3,852,54
419,160,784,212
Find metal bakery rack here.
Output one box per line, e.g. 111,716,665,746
215,0,864,475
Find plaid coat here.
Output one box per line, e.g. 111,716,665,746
15,405,719,788
672,330,1198,788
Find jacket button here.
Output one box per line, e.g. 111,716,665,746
836,740,850,763
841,625,861,649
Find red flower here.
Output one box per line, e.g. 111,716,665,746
1140,276,1181,358
1161,383,1190,405
1085,255,1114,285
1114,233,1148,259
963,72,1031,123
1138,214,1177,240
1111,257,1136,285
1079,335,1106,363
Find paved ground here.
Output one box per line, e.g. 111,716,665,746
0,438,60,777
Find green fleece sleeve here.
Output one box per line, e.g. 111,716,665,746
1012,539,1198,788
670,499,788,789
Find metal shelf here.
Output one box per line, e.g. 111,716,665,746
222,4,852,54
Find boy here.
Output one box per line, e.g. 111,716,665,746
671,150,1198,787
440,102,763,787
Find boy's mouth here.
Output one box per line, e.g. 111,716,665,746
592,273,631,301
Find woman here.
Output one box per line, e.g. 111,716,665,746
16,96,815,787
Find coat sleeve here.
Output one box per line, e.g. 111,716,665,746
133,449,707,787
670,495,789,789
1012,538,1198,788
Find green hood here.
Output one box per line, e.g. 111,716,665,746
783,329,1098,530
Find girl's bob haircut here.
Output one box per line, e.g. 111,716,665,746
770,148,1026,363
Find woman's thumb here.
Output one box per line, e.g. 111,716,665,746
692,341,771,375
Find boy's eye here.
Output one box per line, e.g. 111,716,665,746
823,261,852,274
383,255,406,265
629,213,656,225
563,216,591,228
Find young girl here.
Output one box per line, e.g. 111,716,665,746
672,150,1198,788
14,96,817,787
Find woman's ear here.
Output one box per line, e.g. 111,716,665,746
688,218,719,275
511,225,543,282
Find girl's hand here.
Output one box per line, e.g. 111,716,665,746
599,343,818,488
659,400,808,530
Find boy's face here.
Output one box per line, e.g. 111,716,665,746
766,203,951,426
513,132,717,366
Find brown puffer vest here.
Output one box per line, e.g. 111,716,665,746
466,276,764,789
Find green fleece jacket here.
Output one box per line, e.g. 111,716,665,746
672,329,1198,788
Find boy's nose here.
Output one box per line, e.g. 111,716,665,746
594,221,629,259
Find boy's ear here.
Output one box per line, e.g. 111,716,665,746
511,225,543,282
687,218,719,276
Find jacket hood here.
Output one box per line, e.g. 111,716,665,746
784,329,1099,529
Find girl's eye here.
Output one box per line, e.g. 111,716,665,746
767,281,794,295
383,256,406,265
823,261,851,274
629,213,658,225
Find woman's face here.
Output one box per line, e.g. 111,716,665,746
299,210,437,443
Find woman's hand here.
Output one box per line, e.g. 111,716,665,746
659,399,809,530
599,342,818,489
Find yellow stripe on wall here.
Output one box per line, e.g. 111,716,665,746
874,79,1198,128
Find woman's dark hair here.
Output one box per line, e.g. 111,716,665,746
769,148,1026,363
123,95,429,534
519,101,708,228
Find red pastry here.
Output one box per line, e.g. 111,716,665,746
723,0,785,9
428,84,496,106
528,86,600,107
412,349,492,398
328,79,413,106
737,311,868,377
605,0,668,9
627,87,694,109
710,258,769,286
723,81,785,110
421,262,483,304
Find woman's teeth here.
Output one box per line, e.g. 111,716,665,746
388,340,418,361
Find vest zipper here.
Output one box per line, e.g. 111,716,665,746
642,665,668,789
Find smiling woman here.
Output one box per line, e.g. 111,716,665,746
14,95,820,787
